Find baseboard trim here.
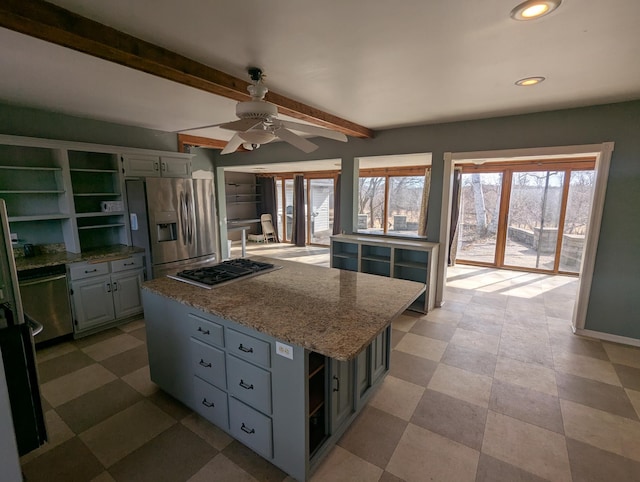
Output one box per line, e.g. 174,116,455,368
574,328,640,348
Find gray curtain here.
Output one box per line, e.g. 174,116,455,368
258,176,279,242
332,174,342,235
449,168,463,265
418,168,431,237
292,174,306,247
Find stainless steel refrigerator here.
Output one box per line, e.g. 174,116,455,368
0,200,47,474
126,177,218,279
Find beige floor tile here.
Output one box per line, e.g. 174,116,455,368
424,308,463,324
368,375,425,421
554,352,621,386
603,342,640,369
91,472,116,482
561,399,640,463
310,445,383,481
121,365,159,396
394,332,448,362
188,454,257,482
40,363,117,407
118,318,146,333
19,410,75,464
392,314,419,332
450,328,500,355
82,333,144,362
36,342,78,363
482,411,571,482
79,399,175,467
493,357,557,396
181,412,234,451
428,364,492,408
386,423,479,482
627,388,640,418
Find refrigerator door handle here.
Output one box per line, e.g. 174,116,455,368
179,192,187,245
189,194,195,244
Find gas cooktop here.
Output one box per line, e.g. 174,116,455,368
167,258,279,289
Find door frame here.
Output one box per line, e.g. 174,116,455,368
439,142,614,332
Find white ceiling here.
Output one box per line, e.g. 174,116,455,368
1,0,639,145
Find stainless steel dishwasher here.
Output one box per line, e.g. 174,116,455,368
18,264,74,344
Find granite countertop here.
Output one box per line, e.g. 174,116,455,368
14,245,145,271
142,257,425,361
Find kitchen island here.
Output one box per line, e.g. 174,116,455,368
142,257,425,481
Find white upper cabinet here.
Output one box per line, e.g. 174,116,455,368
122,154,191,178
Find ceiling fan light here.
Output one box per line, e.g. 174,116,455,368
510,0,561,20
515,76,545,86
239,129,276,145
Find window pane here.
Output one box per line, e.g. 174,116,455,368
559,170,595,272
457,172,503,264
276,179,283,241
284,179,294,241
505,171,565,270
357,176,386,234
387,176,424,237
310,179,334,245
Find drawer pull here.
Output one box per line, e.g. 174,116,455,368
199,359,212,368
201,398,215,408
333,375,340,392
238,344,254,353
123,262,135,266
241,423,255,434
84,268,98,274
197,327,210,335
239,379,254,390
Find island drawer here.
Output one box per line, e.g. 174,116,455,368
191,339,226,389
189,314,224,347
110,255,144,273
226,329,271,368
227,355,272,414
193,376,229,430
69,261,109,280
229,397,273,459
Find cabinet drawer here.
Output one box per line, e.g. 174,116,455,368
191,339,226,389
69,261,109,280
110,255,144,273
227,355,271,414
189,314,224,347
226,329,270,368
193,376,229,430
229,397,273,459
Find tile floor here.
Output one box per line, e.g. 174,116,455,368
20,261,640,481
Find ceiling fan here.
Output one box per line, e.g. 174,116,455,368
180,68,348,154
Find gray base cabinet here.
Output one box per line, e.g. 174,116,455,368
143,290,391,481
69,254,144,336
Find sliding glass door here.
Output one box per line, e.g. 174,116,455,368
309,179,334,245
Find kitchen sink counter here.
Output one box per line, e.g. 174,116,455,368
14,245,145,272
142,256,425,360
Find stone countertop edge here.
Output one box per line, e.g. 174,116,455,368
14,245,145,271
142,256,426,361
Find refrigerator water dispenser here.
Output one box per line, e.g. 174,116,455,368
155,211,178,242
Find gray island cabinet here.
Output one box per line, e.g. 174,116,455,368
141,257,424,481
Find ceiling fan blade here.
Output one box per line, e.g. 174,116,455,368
275,127,319,153
219,118,263,132
220,133,244,155
279,120,348,142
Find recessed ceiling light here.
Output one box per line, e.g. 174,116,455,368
510,0,561,20
515,76,545,86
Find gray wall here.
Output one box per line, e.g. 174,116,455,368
208,101,640,340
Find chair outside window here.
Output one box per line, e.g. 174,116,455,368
260,214,277,243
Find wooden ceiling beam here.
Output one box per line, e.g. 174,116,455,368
0,0,374,139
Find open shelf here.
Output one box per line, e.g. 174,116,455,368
0,165,61,171
70,168,118,173
8,214,70,222
0,190,64,194
75,211,125,218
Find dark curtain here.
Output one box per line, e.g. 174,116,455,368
448,169,462,265
292,174,306,247
332,174,342,235
258,176,279,242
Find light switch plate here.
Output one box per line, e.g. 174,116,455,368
276,341,293,360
